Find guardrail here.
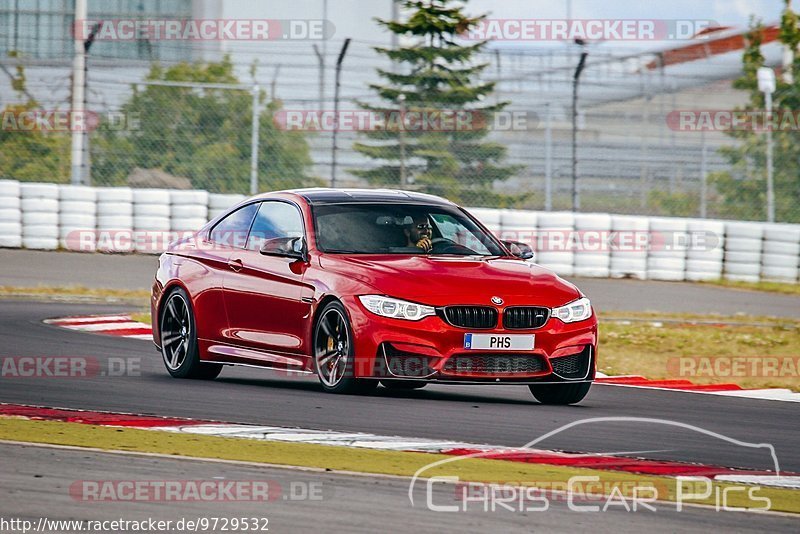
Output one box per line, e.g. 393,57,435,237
0,180,797,283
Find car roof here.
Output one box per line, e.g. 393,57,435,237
278,188,456,206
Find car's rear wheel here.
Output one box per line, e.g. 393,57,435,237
313,301,377,394
529,382,591,405
160,287,222,380
381,380,427,390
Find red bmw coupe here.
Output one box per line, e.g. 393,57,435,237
151,189,597,404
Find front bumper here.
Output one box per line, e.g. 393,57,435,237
343,296,598,384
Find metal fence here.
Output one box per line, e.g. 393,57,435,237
1,38,797,222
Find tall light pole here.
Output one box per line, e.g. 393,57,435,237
571,42,588,212
330,38,351,187
757,66,776,223
70,0,88,185
398,93,407,188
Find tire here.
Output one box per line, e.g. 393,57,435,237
59,185,96,202
20,183,59,200
529,382,591,405
0,180,20,197
134,204,171,217
22,211,58,226
170,190,209,205
209,193,246,210
159,287,222,380
134,216,170,231
381,380,427,390
313,301,377,394
23,224,58,238
171,204,207,219
500,209,537,228
0,208,21,223
21,198,58,213
133,189,169,204
97,202,133,216
171,218,206,232
60,200,96,214
0,197,20,209
96,187,133,203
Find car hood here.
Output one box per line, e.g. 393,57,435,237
319,255,582,308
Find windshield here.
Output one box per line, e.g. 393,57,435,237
312,203,506,256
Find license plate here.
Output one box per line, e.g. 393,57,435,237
464,334,535,351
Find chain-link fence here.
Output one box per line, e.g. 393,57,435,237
1,35,798,222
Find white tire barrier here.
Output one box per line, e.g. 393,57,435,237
23,224,58,238
58,185,96,202
610,215,648,279
0,181,22,248
170,218,206,232
22,212,58,226
725,221,764,240
0,197,20,209
21,184,59,250
133,216,170,231
170,204,207,219
21,198,58,213
761,265,799,282
20,182,59,200
22,237,59,250
0,208,21,223
764,224,800,243
573,213,611,278
96,187,133,203
170,190,209,205
0,179,21,197
132,189,170,204
209,193,246,210
97,202,133,217
59,201,96,214
134,204,171,217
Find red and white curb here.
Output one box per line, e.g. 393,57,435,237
44,314,800,402
44,314,151,341
3,403,798,489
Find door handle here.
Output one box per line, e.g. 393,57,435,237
227,258,243,272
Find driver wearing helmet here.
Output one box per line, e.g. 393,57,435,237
405,215,433,252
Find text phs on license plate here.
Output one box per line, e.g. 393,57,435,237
464,334,535,351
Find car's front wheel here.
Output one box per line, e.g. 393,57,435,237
529,382,591,405
160,287,222,380
313,301,377,394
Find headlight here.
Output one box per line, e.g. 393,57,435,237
358,295,436,321
552,297,592,323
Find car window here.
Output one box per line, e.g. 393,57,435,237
313,203,504,255
247,201,305,251
430,213,494,255
209,203,258,248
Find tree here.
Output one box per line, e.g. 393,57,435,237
92,56,319,192
352,0,521,206
710,1,800,222
0,54,70,182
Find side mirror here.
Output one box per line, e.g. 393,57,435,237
503,240,535,260
260,236,307,261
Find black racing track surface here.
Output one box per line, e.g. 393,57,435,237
1,300,798,473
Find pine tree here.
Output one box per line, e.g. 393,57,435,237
352,0,521,205
710,1,800,222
